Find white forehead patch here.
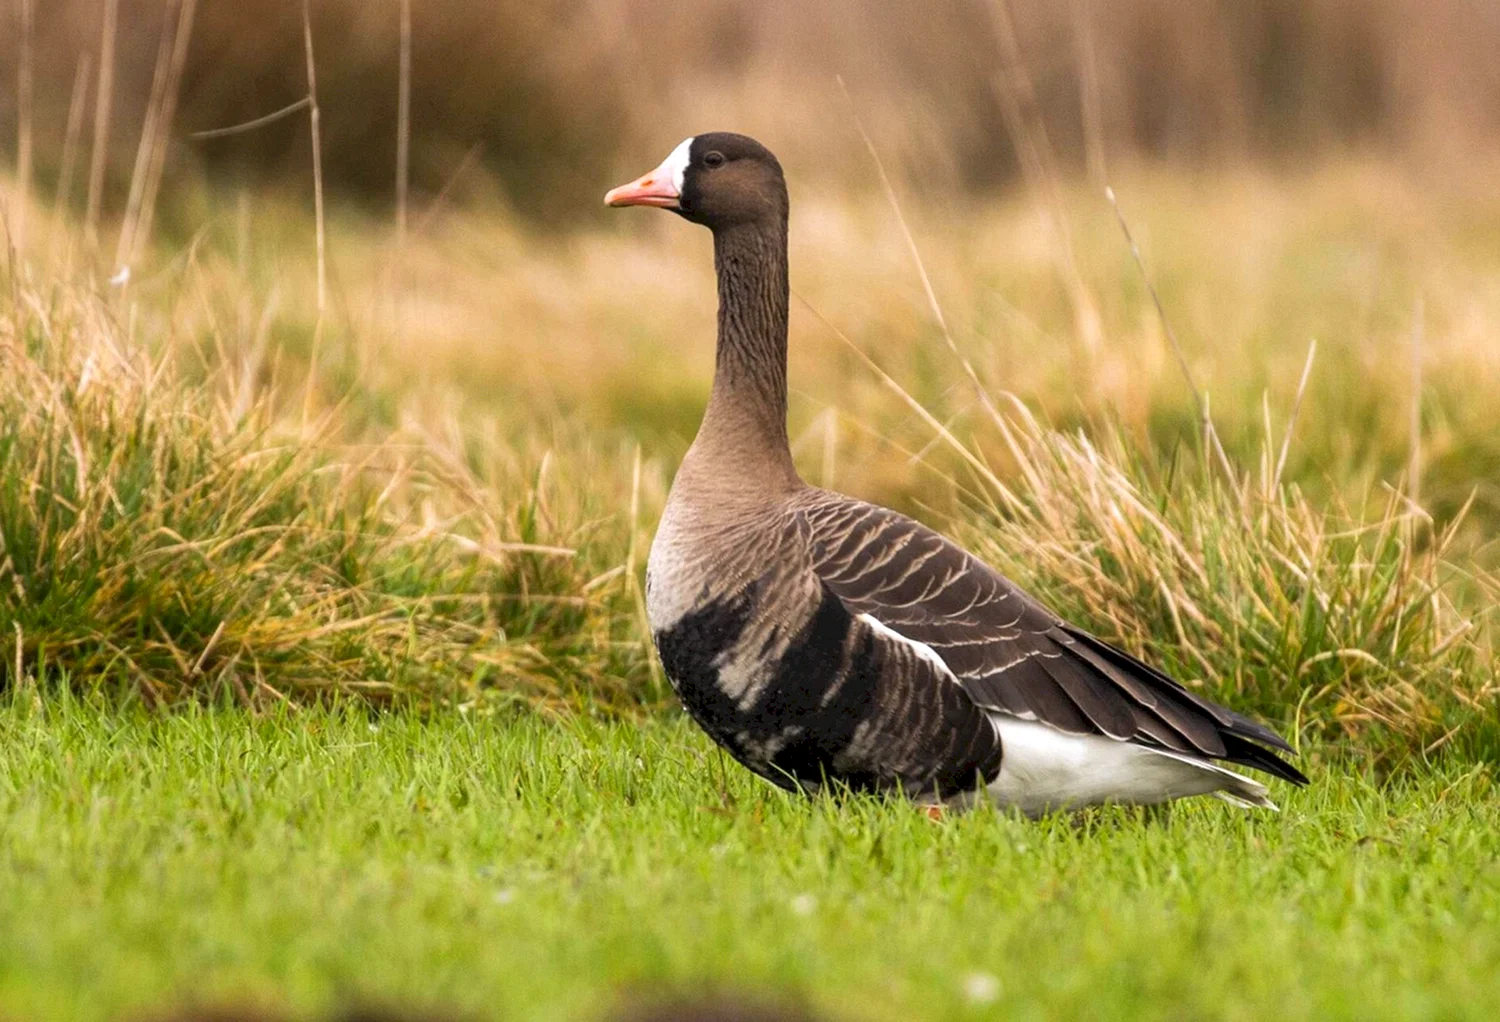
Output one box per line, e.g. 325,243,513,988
659,136,695,194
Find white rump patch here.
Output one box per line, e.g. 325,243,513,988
985,716,1274,816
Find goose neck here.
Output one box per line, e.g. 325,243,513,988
691,216,797,488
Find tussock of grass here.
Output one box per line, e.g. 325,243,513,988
943,400,1495,762
0,278,649,708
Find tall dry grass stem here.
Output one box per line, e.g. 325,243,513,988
795,290,1017,511
987,0,1103,357
188,98,311,141
396,0,413,247
1070,0,1108,186
1104,185,1239,491
15,0,35,255
1,206,16,312
836,76,1009,434
49,53,93,270
1271,338,1317,496
1409,297,1424,506
302,0,329,427
115,0,179,277
84,0,118,251
131,0,197,269
371,141,483,299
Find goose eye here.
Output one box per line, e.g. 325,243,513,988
703,151,726,168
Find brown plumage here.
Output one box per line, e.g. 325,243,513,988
606,133,1307,815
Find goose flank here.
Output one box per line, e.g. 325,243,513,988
605,133,1308,815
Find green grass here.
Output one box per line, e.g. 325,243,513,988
2,693,1498,1022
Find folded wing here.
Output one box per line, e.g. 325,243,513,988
796,493,1307,786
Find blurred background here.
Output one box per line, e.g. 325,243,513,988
7,0,1500,218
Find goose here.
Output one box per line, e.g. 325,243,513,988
605,133,1308,815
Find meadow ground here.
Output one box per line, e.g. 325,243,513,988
2,694,1498,1022
2,156,1498,1020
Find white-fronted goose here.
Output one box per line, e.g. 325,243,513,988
606,133,1308,815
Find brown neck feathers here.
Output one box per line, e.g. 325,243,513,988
689,214,798,490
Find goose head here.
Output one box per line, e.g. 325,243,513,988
605,132,787,230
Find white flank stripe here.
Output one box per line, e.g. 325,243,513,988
858,613,953,675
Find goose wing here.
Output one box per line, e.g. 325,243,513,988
795,492,1307,785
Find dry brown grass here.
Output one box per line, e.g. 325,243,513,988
953,403,1493,760
0,244,651,709
3,152,1497,763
